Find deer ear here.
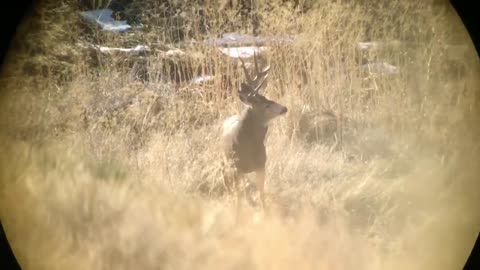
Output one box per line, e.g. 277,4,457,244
238,93,249,105
240,82,253,93
238,83,253,105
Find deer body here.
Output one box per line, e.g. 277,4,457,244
221,53,287,214
223,108,268,173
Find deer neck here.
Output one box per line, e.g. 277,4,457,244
240,107,268,142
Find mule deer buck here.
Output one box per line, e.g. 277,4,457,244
221,53,288,214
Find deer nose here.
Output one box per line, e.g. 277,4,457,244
281,107,288,114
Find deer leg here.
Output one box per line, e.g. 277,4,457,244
234,173,243,218
244,179,257,207
255,168,267,212
242,176,251,206
223,170,233,194
222,160,235,194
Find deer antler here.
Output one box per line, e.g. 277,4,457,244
239,51,270,95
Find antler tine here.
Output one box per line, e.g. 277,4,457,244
253,51,260,78
252,51,270,93
253,72,268,93
253,51,270,81
239,57,255,86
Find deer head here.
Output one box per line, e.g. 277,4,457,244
238,53,288,124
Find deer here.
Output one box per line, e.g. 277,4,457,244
221,53,288,215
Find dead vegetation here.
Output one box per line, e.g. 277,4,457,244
0,0,479,270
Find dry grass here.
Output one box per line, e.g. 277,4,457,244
0,0,479,270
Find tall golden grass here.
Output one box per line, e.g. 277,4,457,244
0,0,479,270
